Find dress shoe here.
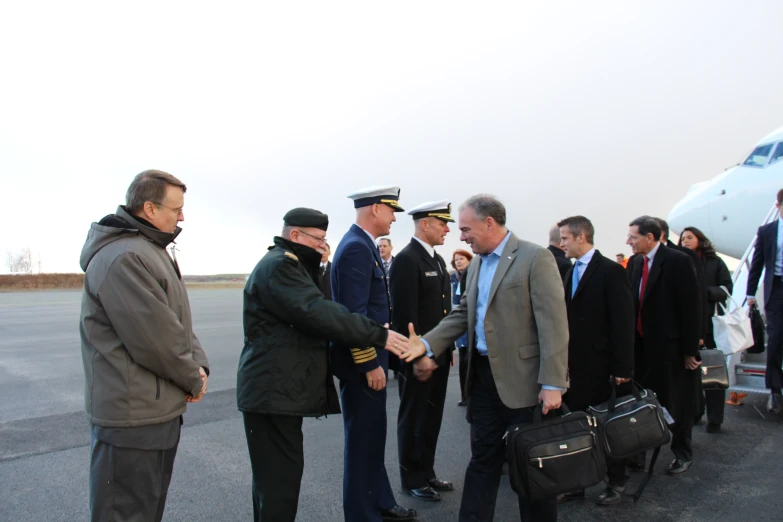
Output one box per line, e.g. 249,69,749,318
706,423,721,433
381,505,418,521
403,486,440,502
595,486,624,505
665,458,692,475
458,399,467,406
767,392,782,414
556,489,585,504
427,478,454,491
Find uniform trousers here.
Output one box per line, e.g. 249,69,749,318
340,378,397,522
459,354,557,522
765,278,783,393
243,412,305,522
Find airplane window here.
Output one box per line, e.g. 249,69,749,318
770,142,783,166
744,143,774,167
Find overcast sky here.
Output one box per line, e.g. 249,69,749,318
2,1,782,274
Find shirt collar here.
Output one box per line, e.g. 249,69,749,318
577,247,596,265
412,236,436,257
482,231,512,260
646,242,661,263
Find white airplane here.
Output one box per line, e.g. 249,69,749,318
668,124,783,259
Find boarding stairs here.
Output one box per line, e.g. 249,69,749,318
726,203,778,396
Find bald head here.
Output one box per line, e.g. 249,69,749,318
549,225,561,247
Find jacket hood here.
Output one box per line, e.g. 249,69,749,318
80,206,181,271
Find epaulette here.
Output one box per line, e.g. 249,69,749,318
284,251,299,262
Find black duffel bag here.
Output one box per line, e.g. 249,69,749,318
588,381,672,502
505,404,605,500
747,302,766,354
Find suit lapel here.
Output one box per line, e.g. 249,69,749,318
564,265,574,304
410,238,441,273
468,257,480,335
572,251,601,300
487,235,518,307
642,245,665,303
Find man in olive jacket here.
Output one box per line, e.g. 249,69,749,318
79,170,209,522
237,208,414,522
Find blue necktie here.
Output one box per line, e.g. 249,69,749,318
571,260,582,298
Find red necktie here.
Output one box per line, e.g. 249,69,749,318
636,256,649,336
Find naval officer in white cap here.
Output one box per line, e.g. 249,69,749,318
330,185,421,522
389,201,456,502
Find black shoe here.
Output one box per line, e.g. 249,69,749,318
767,392,781,414
458,399,467,406
556,489,585,504
706,423,721,433
595,486,624,505
427,478,454,491
403,486,440,502
665,458,692,475
381,505,418,520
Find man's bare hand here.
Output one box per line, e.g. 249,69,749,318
748,297,757,307
614,377,630,385
539,388,562,414
187,367,208,403
366,366,387,391
685,356,701,371
400,323,427,362
414,356,437,382
451,351,456,367
383,325,409,358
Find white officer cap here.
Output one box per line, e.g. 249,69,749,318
347,185,405,212
408,200,454,223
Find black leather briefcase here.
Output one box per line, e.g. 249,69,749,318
505,404,605,500
699,348,729,389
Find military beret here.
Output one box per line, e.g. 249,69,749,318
283,207,329,231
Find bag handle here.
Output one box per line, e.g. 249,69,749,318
714,286,743,317
607,378,643,412
532,402,571,423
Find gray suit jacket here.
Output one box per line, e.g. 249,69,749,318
423,232,569,409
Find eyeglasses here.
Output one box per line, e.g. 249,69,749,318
154,202,184,216
296,229,327,244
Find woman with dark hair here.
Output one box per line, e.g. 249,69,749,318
680,226,733,433
450,249,473,406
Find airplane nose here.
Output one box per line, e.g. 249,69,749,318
667,189,713,239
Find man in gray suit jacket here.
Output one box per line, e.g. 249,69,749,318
409,194,569,522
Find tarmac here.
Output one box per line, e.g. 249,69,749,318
1,289,782,521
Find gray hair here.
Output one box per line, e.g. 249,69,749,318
548,225,560,245
126,170,186,213
459,194,506,226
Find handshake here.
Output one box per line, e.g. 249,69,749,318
383,323,437,382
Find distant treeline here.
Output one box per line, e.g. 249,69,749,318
0,273,84,290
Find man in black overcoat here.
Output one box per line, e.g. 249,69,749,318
626,216,701,475
558,216,635,505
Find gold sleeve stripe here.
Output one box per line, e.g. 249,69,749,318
350,348,375,357
354,352,377,363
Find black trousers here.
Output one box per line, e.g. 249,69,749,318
459,355,557,522
243,412,305,522
397,358,450,489
89,431,178,522
458,346,469,401
766,279,783,393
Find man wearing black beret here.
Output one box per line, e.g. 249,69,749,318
237,207,416,522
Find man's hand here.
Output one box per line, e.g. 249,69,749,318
366,366,387,391
614,376,631,385
451,351,456,367
414,356,437,382
685,355,701,371
748,297,757,307
186,367,208,403
383,324,409,358
699,338,705,347
539,388,562,415
401,323,427,362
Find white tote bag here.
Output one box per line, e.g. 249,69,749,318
712,286,754,355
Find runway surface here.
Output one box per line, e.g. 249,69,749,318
1,289,782,521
